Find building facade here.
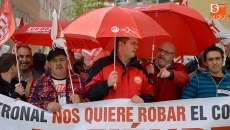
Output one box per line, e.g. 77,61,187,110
188,0,230,30
0,0,74,53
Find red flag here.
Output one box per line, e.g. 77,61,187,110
57,19,63,38
18,17,25,29
80,48,110,64
179,0,188,7
11,17,25,54
0,0,15,45
11,17,24,40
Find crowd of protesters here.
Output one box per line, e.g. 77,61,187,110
0,38,230,112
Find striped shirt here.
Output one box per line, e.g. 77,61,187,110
182,69,230,99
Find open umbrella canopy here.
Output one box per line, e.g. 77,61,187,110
124,2,218,58
12,19,101,50
63,6,170,49
13,19,68,45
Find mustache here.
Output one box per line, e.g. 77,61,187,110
20,61,29,64
157,56,164,60
56,65,63,69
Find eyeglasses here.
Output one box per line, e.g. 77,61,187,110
206,57,223,62
157,48,175,55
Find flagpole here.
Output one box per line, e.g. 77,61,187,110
58,0,62,19
14,43,21,83
51,9,75,94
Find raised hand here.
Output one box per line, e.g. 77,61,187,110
107,71,118,87
157,67,171,78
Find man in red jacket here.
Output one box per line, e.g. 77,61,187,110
144,42,189,102
85,37,155,103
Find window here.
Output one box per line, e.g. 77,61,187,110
29,17,32,23
49,9,53,19
25,14,28,23
44,0,47,10
40,0,44,8
49,3,51,10
20,11,23,18
24,13,26,20
12,5,15,15
15,8,19,18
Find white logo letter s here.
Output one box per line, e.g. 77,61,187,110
211,4,219,13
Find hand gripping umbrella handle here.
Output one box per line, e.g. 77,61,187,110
114,83,117,90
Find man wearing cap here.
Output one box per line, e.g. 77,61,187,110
28,48,87,113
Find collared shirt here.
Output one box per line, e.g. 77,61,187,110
20,71,32,81
155,62,171,70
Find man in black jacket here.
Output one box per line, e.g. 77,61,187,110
32,52,47,75
0,53,26,101
225,42,230,71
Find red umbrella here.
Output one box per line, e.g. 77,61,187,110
124,2,218,58
63,6,168,88
64,6,169,89
63,6,170,49
13,19,101,50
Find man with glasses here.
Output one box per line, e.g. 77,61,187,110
182,45,230,99
144,42,189,102
28,48,87,112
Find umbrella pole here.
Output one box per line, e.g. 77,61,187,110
151,45,154,63
114,37,116,70
14,44,21,83
67,67,74,94
64,47,75,95
114,37,117,89
151,37,155,64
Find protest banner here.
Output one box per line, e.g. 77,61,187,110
0,94,230,130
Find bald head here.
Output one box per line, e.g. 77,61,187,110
159,42,176,54
156,42,176,68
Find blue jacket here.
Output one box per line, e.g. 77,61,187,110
182,69,230,99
